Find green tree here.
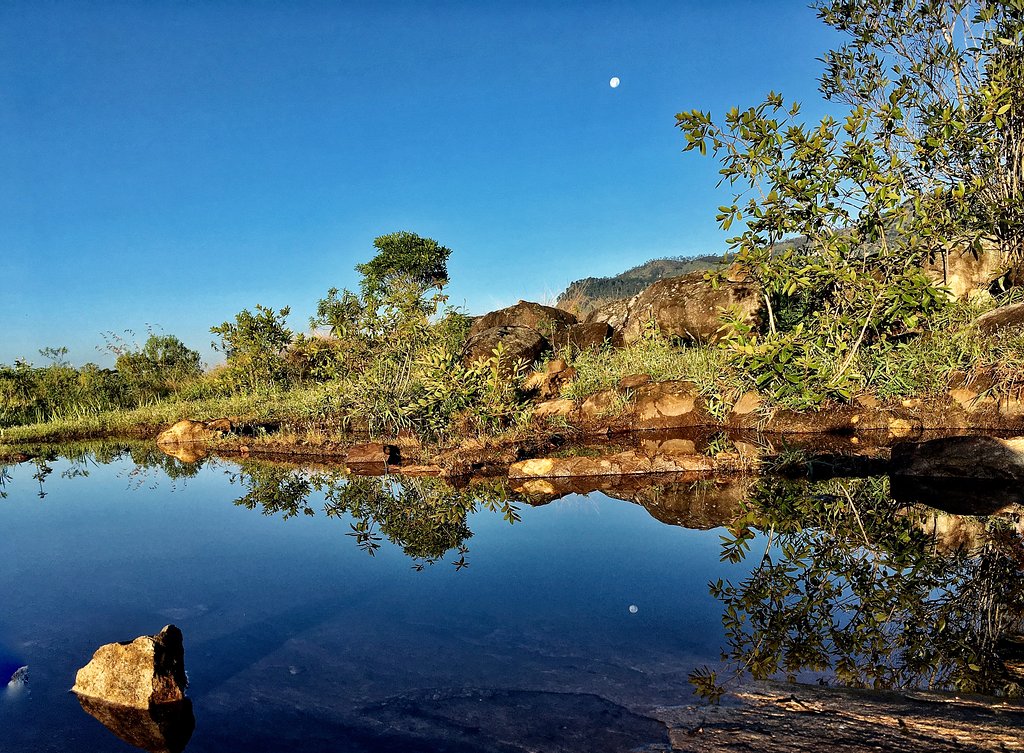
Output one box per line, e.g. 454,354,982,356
675,0,1024,406
355,231,452,301
114,333,202,402
210,304,293,392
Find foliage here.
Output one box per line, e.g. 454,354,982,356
355,231,452,302
210,304,294,393
676,0,1024,407
108,332,203,403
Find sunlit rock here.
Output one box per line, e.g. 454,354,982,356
77,696,195,753
345,442,398,465
619,267,760,345
468,300,577,340
461,325,548,373
72,625,187,709
156,419,229,446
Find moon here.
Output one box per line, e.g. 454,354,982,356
609,76,620,88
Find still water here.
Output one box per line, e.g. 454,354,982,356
0,443,1020,752
0,448,736,752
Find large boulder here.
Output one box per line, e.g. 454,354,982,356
73,625,188,709
462,325,548,373
619,269,761,345
468,301,577,340
550,321,615,352
584,298,630,333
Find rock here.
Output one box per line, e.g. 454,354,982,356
584,298,630,331
923,243,1008,299
580,389,620,420
618,373,652,390
462,325,549,373
532,398,577,419
522,361,577,400
890,436,1024,481
620,269,761,345
155,419,230,446
630,381,708,429
72,625,187,709
77,696,195,753
468,301,577,340
346,443,398,464
550,321,614,353
974,302,1024,334
730,391,762,416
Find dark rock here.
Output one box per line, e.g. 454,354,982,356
77,696,195,753
620,268,761,344
72,625,187,709
974,302,1024,335
468,300,576,340
618,373,652,390
462,325,548,373
346,443,398,465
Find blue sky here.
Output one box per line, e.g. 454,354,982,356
1,1,840,365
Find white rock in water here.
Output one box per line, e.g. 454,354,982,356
8,665,28,687
628,604,638,614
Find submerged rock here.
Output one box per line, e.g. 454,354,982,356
72,625,187,709
77,696,195,753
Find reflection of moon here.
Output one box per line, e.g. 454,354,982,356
609,76,620,88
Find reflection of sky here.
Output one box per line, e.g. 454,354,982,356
0,454,748,751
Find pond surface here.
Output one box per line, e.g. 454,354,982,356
0,443,1020,752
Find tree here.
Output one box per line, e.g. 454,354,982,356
114,333,202,401
210,304,293,392
355,231,452,301
675,0,1024,405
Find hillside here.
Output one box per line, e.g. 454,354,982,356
556,254,726,314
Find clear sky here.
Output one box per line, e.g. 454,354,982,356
1,1,840,366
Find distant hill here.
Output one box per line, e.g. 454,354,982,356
556,254,727,314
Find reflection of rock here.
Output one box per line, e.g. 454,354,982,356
890,476,1024,516
509,451,720,478
510,474,748,530
891,436,1024,480
158,444,209,463
914,511,988,552
77,696,195,753
8,665,27,687
73,625,187,708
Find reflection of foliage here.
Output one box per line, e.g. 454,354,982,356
230,461,314,519
321,474,521,567
695,476,1024,700
0,465,10,499
224,461,522,569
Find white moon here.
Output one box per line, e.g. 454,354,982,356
609,77,620,88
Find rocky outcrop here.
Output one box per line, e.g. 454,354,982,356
585,298,630,332
974,302,1024,334
629,381,710,429
72,625,187,709
468,301,577,340
156,419,231,446
619,268,761,345
462,325,548,373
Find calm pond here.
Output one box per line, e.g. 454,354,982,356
0,442,1020,752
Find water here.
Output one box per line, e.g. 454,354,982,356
1,443,1021,752
0,448,736,752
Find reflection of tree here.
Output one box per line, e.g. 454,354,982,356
230,461,314,519
696,476,1024,699
321,474,521,567
225,461,522,569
